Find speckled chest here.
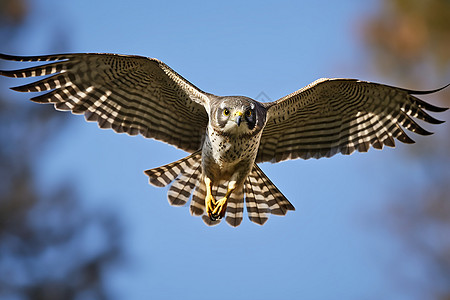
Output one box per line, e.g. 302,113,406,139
202,125,262,180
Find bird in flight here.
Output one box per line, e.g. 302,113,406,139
0,53,447,227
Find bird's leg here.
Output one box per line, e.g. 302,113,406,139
204,177,217,220
211,180,236,220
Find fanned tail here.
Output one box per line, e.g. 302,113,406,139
145,153,294,227
245,164,295,225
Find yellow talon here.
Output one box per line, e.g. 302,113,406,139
212,197,228,220
205,194,217,219
204,176,236,221
204,177,218,220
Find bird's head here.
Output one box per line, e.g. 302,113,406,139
211,96,266,135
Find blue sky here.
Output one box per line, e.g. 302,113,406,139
2,0,449,299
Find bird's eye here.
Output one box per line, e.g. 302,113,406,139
245,110,252,117
223,108,230,116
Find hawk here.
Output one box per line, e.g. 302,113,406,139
0,53,447,227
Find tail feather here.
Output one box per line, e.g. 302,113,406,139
245,165,295,225
245,176,270,225
201,215,221,226
225,186,244,227
190,180,206,216
144,151,202,206
144,151,201,187
253,164,295,215
167,164,201,206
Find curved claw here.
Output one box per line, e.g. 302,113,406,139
209,214,219,221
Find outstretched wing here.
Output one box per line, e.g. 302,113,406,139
257,78,448,163
0,53,211,153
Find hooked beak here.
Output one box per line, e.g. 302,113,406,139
234,111,243,126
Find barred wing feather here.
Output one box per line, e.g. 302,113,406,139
257,78,448,163
0,53,210,153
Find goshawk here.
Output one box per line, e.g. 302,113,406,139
0,53,447,227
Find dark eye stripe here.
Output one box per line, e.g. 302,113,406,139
246,109,256,130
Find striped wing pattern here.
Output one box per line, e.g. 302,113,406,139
0,53,210,153
257,78,448,163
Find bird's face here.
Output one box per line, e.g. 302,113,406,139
213,97,263,135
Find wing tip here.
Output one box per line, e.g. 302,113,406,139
408,84,449,112
0,70,18,78
10,85,30,92
407,82,450,95
0,53,41,62
0,53,18,61
0,53,72,63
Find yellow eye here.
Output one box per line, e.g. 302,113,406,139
245,110,252,117
223,108,230,116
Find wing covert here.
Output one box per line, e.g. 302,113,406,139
0,53,211,153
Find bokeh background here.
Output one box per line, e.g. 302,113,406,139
1,0,449,299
